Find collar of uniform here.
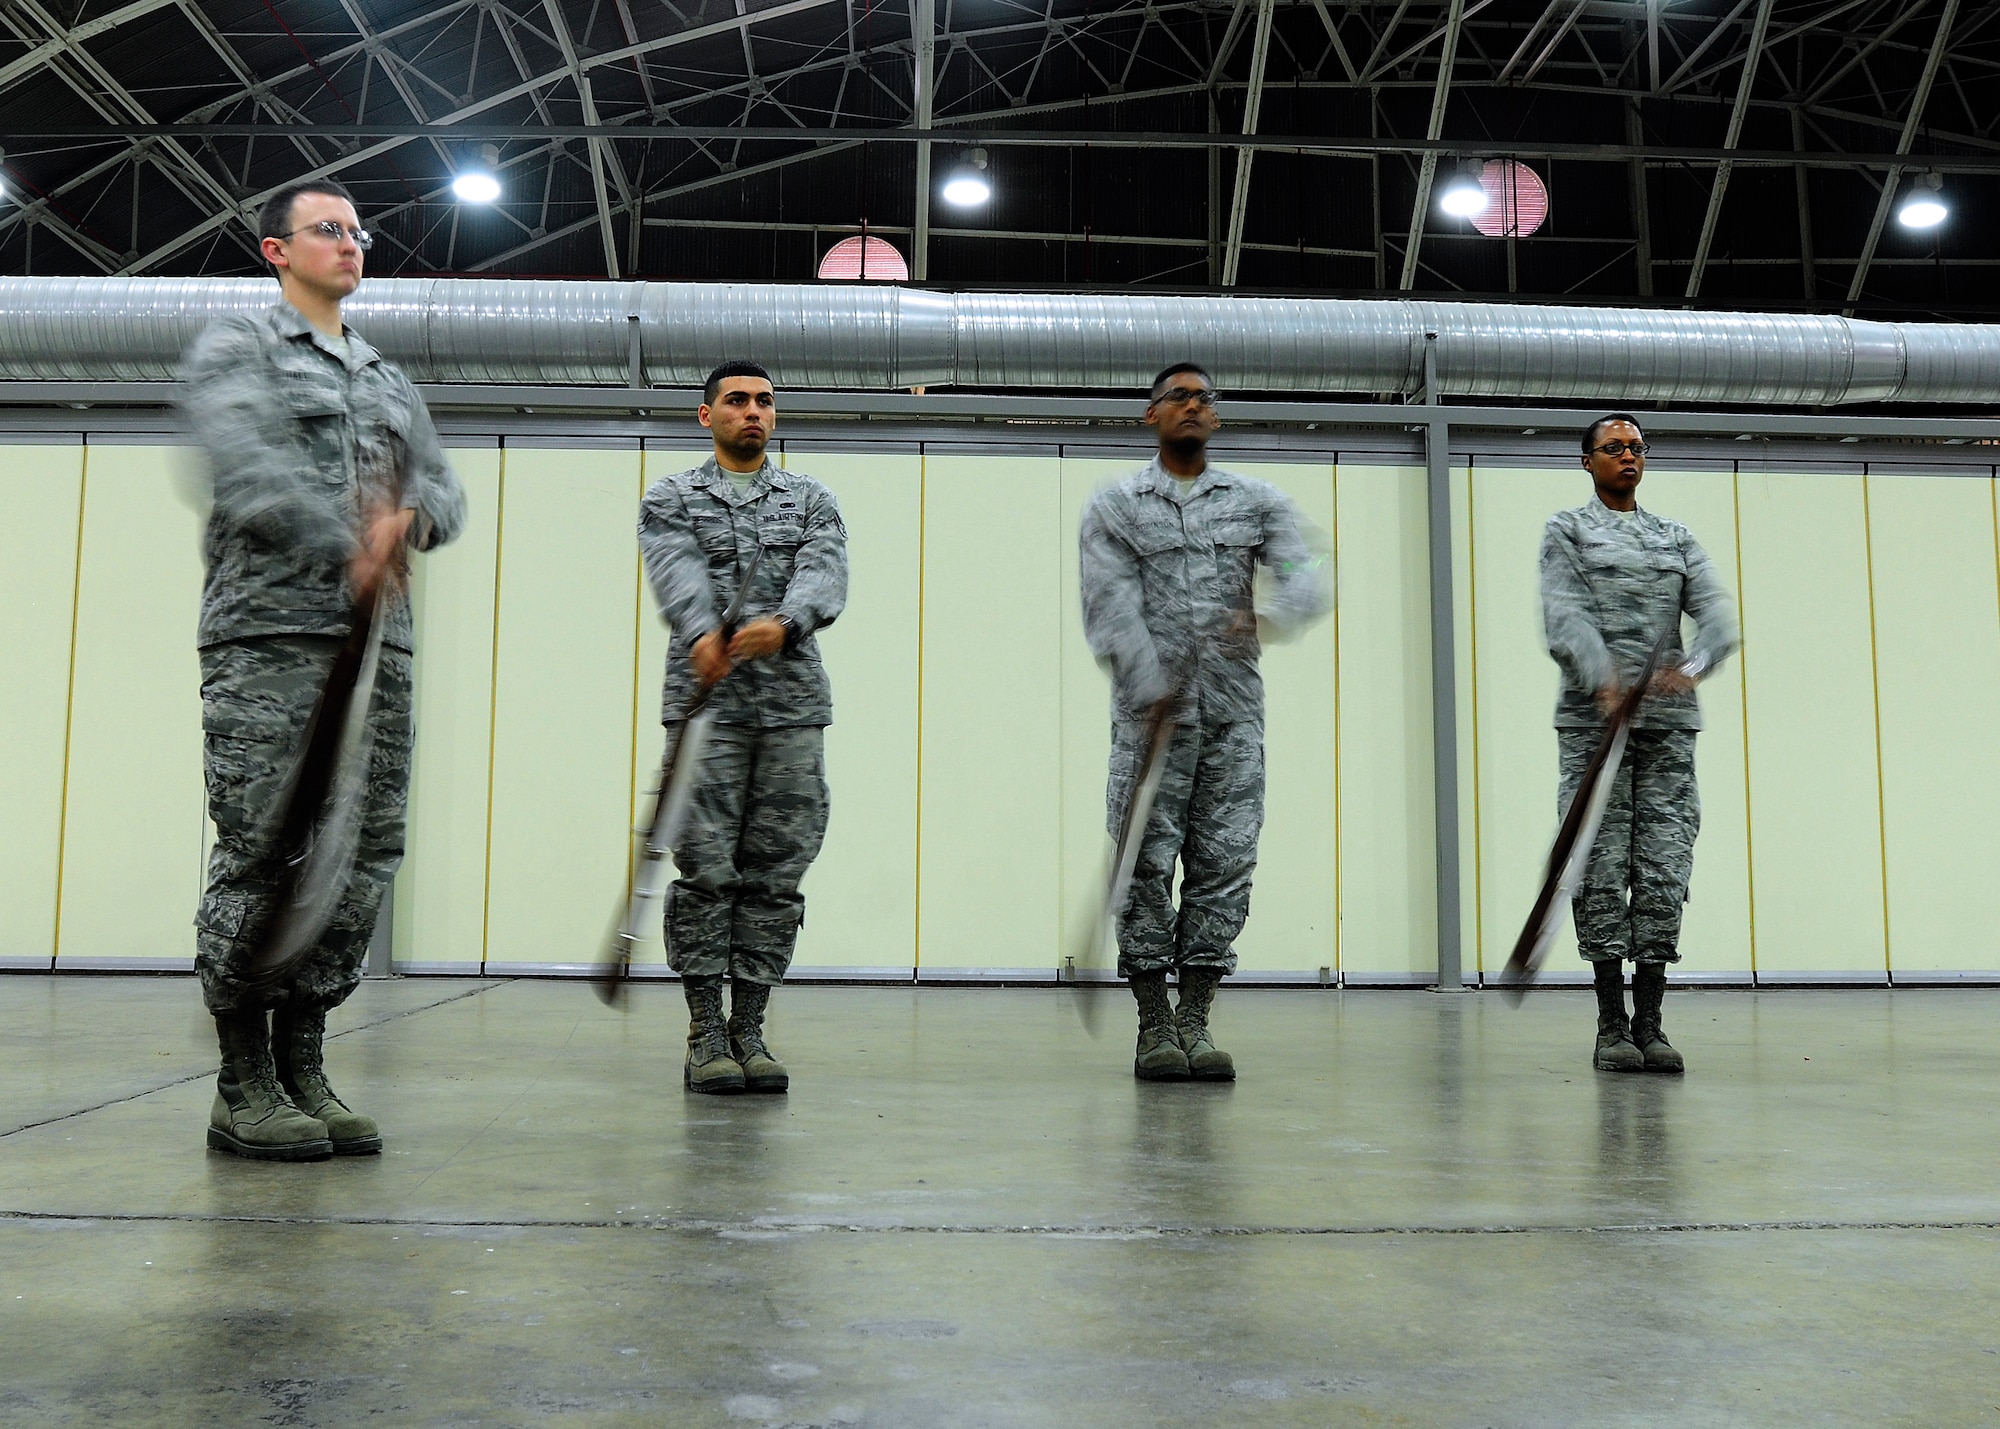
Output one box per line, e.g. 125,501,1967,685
263,299,378,370
1582,494,1648,529
699,454,782,505
1143,454,1231,503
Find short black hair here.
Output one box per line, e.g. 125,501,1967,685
1150,362,1213,401
255,179,358,276
1583,412,1644,453
704,359,774,406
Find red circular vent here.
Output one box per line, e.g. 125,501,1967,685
817,235,910,282
1470,160,1548,238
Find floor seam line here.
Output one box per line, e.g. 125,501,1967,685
0,979,514,1141
1,1211,1994,1236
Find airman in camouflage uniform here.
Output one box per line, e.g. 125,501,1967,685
183,180,465,1159
1080,362,1330,1082
1542,414,1737,1075
639,360,847,1095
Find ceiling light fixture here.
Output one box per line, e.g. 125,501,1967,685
941,148,992,207
1896,171,1947,230
1438,161,1489,219
452,144,503,204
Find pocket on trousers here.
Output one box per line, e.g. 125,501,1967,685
195,889,253,940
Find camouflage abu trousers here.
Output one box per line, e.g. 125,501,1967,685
195,635,414,1014
665,723,829,985
1108,719,1265,978
1557,727,1699,965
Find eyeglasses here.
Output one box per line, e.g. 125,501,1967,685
1155,386,1217,408
1588,440,1649,458
280,220,374,251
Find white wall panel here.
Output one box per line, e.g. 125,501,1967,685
0,444,83,968
396,449,502,972
1335,464,1438,985
785,449,922,976
1737,470,1887,980
482,446,644,972
55,446,205,969
916,452,1063,975
1867,473,2000,977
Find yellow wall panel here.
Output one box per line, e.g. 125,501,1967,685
56,445,206,968
1867,473,2000,976
784,449,922,976
1467,466,1752,983
1640,471,1753,978
1058,455,1135,983
1737,470,1887,979
1468,466,1585,980
917,452,1063,974
396,448,502,972
1230,462,1338,976
0,444,83,968
482,446,643,972
624,447,708,974
1334,465,1438,984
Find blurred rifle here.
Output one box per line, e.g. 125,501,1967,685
595,545,765,1007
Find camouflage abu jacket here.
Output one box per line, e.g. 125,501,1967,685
1540,498,1740,731
181,301,465,653
1079,457,1331,725
639,455,847,728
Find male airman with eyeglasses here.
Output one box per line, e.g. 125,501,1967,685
179,178,465,1160
1542,414,1738,1075
1079,362,1330,1082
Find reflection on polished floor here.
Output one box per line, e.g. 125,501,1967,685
2,975,1997,1427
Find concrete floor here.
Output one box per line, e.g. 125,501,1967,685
2,977,1998,1427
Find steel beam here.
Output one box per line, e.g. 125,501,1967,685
1685,0,1777,300
1399,0,1468,292
17,122,2000,174
1220,0,1275,288
1844,0,1963,311
542,0,627,278
912,0,935,282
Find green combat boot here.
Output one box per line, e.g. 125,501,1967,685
683,976,745,1094
208,1010,333,1161
1174,966,1236,1081
727,980,789,1094
1629,962,1685,1074
1591,960,1646,1073
1129,971,1190,1081
273,1006,383,1155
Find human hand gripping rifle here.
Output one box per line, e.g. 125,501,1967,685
237,502,404,994
1497,621,1679,1003
594,546,766,1008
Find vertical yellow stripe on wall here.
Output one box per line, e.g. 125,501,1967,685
1731,468,1759,976
48,445,91,971
1860,473,1893,976
478,448,508,969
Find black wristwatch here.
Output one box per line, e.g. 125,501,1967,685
775,613,801,650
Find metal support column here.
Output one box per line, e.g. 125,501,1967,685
1420,336,1464,991
365,882,395,978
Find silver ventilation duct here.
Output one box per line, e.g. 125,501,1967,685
1,276,1995,405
